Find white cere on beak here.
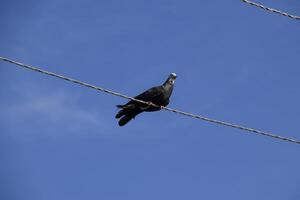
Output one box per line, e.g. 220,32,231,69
168,73,177,84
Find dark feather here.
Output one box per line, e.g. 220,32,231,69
118,115,133,126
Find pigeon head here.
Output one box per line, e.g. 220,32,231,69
164,73,177,86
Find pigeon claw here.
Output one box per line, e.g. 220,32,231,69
147,102,161,109
147,102,155,107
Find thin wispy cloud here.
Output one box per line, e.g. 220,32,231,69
1,83,106,137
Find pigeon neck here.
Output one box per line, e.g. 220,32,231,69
163,78,174,86
163,80,174,94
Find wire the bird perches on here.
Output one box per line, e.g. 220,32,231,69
241,0,300,20
1,56,300,145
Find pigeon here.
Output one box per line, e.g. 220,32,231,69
115,73,177,126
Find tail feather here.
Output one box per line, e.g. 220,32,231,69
115,110,124,119
115,104,142,126
118,115,133,126
115,104,130,118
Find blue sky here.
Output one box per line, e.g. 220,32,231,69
1,0,300,199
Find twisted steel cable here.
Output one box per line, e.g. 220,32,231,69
1,56,300,145
242,0,300,20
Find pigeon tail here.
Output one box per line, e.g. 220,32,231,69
115,105,126,118
115,110,124,119
118,115,133,126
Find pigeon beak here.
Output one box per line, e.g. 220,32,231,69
168,73,176,84
164,73,177,85
170,73,177,79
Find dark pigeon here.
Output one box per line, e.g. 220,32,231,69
115,73,177,126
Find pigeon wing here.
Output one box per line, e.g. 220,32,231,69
134,86,162,101
118,86,163,108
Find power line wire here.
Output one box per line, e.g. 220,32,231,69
241,0,300,20
1,56,300,145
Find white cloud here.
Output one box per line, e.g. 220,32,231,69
1,85,106,137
